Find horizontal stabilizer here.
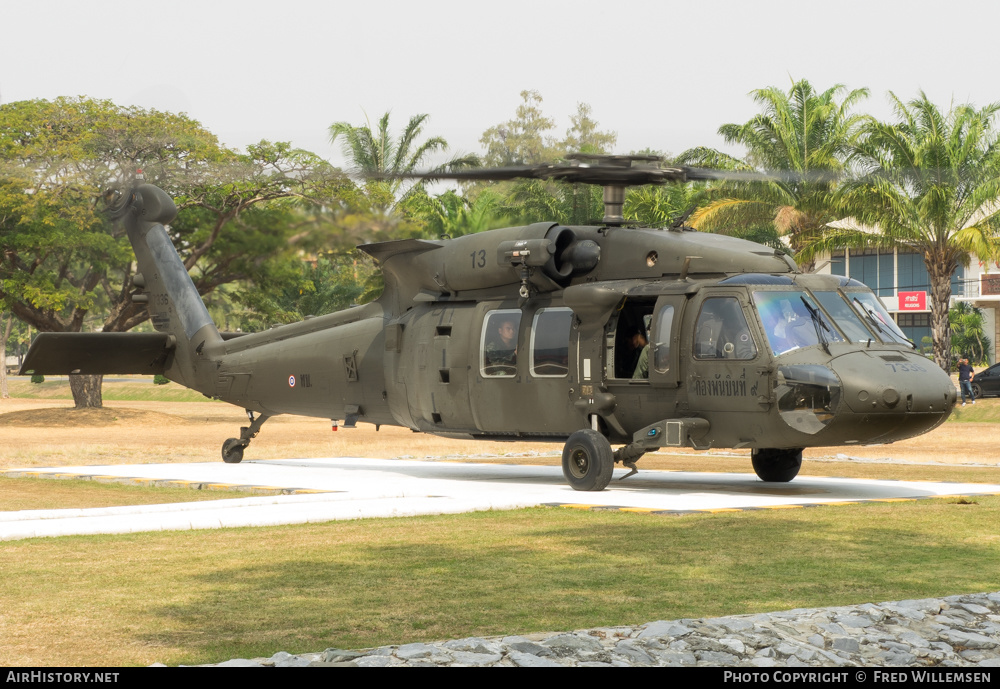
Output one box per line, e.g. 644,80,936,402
19,333,173,375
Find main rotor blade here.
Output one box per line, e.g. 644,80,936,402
368,161,838,187
370,163,689,185
684,168,841,184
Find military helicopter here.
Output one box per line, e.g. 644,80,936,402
20,155,957,491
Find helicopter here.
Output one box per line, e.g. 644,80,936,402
20,155,957,491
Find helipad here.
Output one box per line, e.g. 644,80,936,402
3,457,999,541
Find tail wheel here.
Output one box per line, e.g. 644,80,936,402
562,429,614,491
222,438,245,464
751,448,803,482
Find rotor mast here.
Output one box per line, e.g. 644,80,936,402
565,155,662,226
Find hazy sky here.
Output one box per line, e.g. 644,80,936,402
3,0,998,168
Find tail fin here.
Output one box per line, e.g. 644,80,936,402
121,184,224,391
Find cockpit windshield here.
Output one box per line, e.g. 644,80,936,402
753,291,844,356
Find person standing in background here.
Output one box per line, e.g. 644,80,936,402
958,358,976,406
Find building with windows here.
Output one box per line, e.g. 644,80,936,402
815,248,998,363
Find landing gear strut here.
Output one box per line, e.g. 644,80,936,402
613,442,646,480
221,410,271,464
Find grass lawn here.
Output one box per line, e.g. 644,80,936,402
2,377,999,666
2,498,999,666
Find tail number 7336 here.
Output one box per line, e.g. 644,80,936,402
885,362,927,373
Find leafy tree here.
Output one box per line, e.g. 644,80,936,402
478,92,617,167
807,93,1000,370
680,79,869,269
0,311,36,397
478,92,618,225
0,97,225,406
0,97,343,407
480,90,558,167
232,252,381,331
564,103,618,155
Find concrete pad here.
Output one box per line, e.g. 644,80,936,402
3,457,1000,541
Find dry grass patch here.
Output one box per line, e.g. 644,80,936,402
0,476,245,511
0,407,183,428
5,377,208,403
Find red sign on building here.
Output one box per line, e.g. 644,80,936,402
898,291,927,311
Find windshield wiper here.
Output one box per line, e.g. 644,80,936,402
800,296,832,354
852,298,916,349
852,298,886,336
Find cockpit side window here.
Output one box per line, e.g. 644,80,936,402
481,309,521,377
694,297,758,360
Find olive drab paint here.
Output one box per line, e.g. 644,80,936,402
21,157,957,491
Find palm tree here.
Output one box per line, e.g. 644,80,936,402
329,112,477,211
805,93,1000,370
950,302,991,365
680,79,869,269
415,188,511,238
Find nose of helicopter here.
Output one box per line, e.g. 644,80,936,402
828,350,956,443
834,351,956,415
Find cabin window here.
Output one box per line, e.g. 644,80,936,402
530,308,573,377
693,297,758,360
481,310,521,377
612,300,655,379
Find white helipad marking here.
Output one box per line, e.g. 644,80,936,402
3,458,999,541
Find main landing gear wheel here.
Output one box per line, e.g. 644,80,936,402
751,448,803,482
562,429,614,491
222,438,245,464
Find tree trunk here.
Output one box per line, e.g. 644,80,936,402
69,374,104,408
926,250,957,372
0,313,10,399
